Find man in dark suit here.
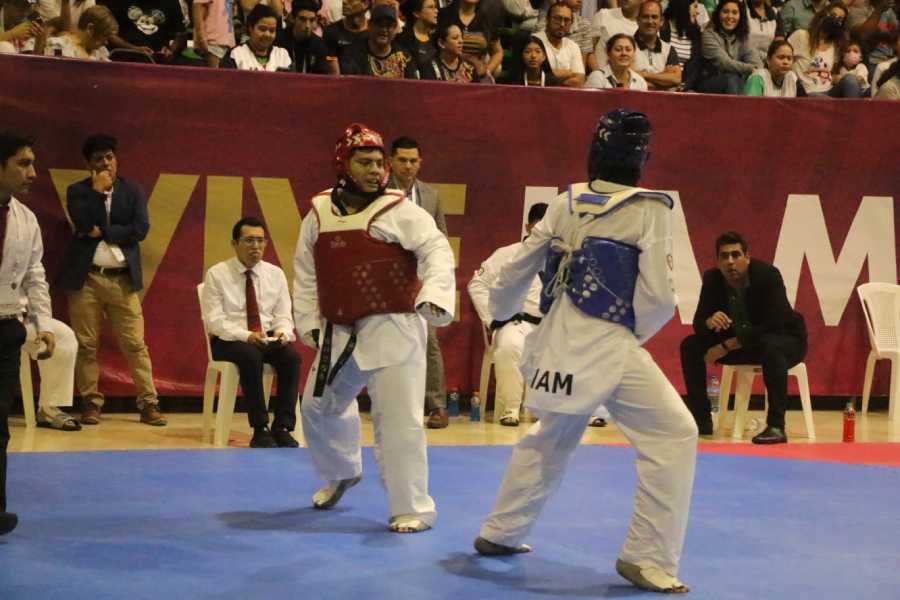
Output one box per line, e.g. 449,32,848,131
680,231,807,444
60,134,166,427
389,136,450,429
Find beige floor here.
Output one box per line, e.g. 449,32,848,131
7,408,899,452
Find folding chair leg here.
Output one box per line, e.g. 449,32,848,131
719,366,734,424
861,350,876,415
793,366,815,440
731,371,755,441
202,368,218,440
215,369,239,448
889,357,899,425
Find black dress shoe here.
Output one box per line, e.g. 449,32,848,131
272,427,299,448
250,426,278,448
0,512,18,536
752,426,787,445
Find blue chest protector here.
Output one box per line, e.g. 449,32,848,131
536,185,673,331
539,237,640,330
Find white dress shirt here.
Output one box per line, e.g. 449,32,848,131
91,187,127,268
202,257,296,342
0,197,52,332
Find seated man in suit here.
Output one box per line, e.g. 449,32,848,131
680,231,807,444
201,217,301,448
389,136,451,429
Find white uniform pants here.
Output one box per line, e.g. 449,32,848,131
23,319,77,409
492,321,534,416
480,346,698,575
301,355,437,525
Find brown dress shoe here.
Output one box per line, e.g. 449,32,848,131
426,408,449,429
140,404,167,426
80,403,102,425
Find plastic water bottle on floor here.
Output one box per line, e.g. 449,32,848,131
470,391,481,422
707,374,720,426
843,401,856,442
447,388,460,417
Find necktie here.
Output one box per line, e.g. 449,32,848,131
0,204,9,269
245,270,262,333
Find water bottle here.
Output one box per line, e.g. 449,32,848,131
843,401,856,443
447,388,460,417
707,374,721,415
470,391,481,422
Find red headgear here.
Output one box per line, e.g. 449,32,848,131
333,123,388,186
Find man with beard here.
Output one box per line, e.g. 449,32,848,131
680,231,807,444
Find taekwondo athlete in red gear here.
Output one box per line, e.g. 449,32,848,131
292,124,456,533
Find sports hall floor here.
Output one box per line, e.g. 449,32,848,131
3,408,899,599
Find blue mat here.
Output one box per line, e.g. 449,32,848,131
1,446,898,599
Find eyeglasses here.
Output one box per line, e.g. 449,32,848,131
239,236,267,246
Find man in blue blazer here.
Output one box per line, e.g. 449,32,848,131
60,134,166,426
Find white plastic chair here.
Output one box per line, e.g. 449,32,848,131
197,284,274,447
858,282,900,423
478,324,497,422
718,362,815,441
19,349,36,428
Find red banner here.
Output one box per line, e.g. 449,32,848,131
2,54,897,398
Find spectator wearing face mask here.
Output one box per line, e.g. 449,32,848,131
838,39,871,93
788,1,863,96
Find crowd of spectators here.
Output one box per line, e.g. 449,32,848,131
0,0,897,98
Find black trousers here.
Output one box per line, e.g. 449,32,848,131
0,319,26,512
210,336,300,430
680,332,806,430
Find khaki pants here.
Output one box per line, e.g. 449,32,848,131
68,272,158,409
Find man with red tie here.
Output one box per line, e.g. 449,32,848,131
201,217,301,448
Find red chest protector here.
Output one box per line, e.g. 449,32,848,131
312,190,421,325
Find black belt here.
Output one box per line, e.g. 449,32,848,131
90,265,129,276
312,322,357,398
490,313,542,331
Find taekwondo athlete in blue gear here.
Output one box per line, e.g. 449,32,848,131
474,108,698,595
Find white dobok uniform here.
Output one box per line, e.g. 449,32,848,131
478,180,698,577
293,189,456,526
468,242,542,418
23,318,77,409
469,241,611,421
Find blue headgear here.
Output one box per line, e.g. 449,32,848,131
587,108,652,181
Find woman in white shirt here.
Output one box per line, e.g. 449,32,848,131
586,33,648,89
220,4,292,70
